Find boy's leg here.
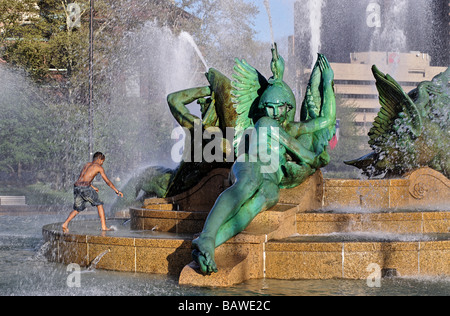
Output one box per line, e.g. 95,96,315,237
96,205,111,231
62,211,79,233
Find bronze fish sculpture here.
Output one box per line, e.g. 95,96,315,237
345,66,449,178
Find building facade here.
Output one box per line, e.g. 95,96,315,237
294,0,449,67
330,52,447,134
291,0,449,133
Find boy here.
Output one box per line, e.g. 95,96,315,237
62,152,124,233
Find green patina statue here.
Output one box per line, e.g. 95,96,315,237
192,47,337,275
345,66,450,178
111,44,336,218
111,66,237,213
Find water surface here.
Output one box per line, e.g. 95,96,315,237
0,214,448,296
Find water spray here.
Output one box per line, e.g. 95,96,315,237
179,32,209,73
264,0,275,46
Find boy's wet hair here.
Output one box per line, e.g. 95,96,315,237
93,152,105,161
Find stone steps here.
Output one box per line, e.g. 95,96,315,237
265,233,450,280
179,207,450,285
264,207,450,280
296,210,450,235
43,168,450,287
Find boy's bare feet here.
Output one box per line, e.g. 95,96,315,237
62,225,69,234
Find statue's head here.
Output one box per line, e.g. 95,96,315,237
259,82,296,125
258,43,296,125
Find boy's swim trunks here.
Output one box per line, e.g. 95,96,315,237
73,185,104,212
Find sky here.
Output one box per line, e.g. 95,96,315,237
246,0,295,43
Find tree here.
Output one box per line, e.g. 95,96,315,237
176,0,261,74
0,65,53,181
0,0,44,78
0,0,264,188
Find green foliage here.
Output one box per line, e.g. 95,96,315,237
1,0,89,83
0,0,262,190
0,66,88,187
176,0,263,74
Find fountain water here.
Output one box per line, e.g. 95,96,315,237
39,0,449,289
179,32,209,73
370,0,408,53
1,0,449,296
263,0,275,46
306,0,325,68
88,249,111,271
40,167,449,287
300,0,438,66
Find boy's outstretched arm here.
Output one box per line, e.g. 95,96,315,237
99,167,123,197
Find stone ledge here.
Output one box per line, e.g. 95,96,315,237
297,210,450,235
266,237,450,280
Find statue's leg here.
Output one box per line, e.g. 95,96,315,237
199,160,262,239
192,160,263,275
215,178,280,247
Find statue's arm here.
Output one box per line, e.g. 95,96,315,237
277,126,316,164
294,77,336,133
287,56,336,137
167,86,212,129
257,117,316,165
285,101,335,139
285,118,331,138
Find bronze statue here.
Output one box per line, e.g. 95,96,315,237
110,68,237,213
345,66,450,178
192,46,337,275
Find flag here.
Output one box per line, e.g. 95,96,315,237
329,119,340,150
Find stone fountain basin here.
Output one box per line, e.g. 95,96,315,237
266,232,450,280
42,168,450,286
42,220,194,275
297,209,450,235
42,209,450,285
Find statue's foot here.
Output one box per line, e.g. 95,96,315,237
192,235,218,275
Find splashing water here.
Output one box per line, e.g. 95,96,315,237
308,0,325,67
370,0,408,54
263,0,275,46
88,249,111,271
179,32,209,72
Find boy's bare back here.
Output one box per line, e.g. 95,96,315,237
63,152,123,234
74,162,104,187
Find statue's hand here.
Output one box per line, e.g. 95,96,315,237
319,54,334,86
